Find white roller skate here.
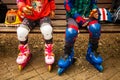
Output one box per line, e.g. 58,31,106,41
16,44,32,71
44,44,55,72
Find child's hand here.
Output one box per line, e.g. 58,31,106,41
22,6,33,15
50,10,55,19
89,9,98,19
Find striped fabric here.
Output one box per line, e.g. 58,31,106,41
98,8,112,22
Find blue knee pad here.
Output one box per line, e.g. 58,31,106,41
65,27,78,43
88,23,101,38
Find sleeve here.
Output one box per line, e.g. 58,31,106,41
16,0,26,11
64,0,86,24
49,0,56,11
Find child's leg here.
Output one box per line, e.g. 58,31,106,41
16,18,35,70
58,18,79,75
86,20,103,72
40,17,54,71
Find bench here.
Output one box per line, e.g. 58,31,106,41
0,0,120,33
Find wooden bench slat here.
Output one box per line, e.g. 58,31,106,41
98,0,112,3
0,20,66,27
0,21,120,27
56,0,113,4
7,4,65,10
3,0,112,4
54,15,66,20
0,25,120,33
7,4,112,10
97,4,112,8
55,10,66,14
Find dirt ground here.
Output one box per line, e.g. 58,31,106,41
0,33,120,80
0,33,120,59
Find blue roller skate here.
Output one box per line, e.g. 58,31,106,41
57,48,75,75
86,43,103,72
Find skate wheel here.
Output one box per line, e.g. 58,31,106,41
58,68,64,75
94,64,104,72
48,65,52,72
98,65,104,72
18,65,23,71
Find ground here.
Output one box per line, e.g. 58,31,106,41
0,33,120,80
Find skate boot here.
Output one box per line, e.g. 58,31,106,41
16,44,32,71
86,43,103,72
57,48,75,75
44,44,55,72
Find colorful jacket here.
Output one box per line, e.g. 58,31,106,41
17,0,56,20
64,0,98,19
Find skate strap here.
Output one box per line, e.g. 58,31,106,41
45,44,53,56
19,44,30,56
18,50,30,56
68,24,78,31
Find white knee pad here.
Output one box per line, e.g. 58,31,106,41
17,25,29,41
40,23,53,40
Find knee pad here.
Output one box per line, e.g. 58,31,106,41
65,26,78,43
17,24,29,41
40,23,53,40
88,23,101,38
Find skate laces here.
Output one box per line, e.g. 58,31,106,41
45,44,53,56
19,44,30,56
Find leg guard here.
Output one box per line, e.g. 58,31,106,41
40,23,53,40
87,22,103,72
17,24,30,41
65,18,79,43
88,22,101,38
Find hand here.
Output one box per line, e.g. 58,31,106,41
93,12,99,19
89,9,98,19
22,6,33,15
50,10,55,19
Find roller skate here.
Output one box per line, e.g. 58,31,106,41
44,44,55,72
57,48,75,75
86,43,103,72
16,44,32,71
